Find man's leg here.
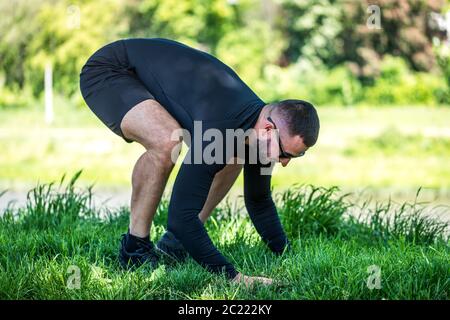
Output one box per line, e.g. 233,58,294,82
156,162,243,261
120,99,182,238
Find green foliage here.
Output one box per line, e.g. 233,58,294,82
277,185,351,238
20,171,95,229
260,55,445,106
363,56,447,105
26,0,127,97
275,183,448,245
434,42,450,104
0,0,126,99
339,0,444,78
0,0,447,106
347,189,449,245
0,176,448,299
128,0,238,48
0,0,41,88
260,62,362,105
0,85,34,109
216,20,286,88
277,0,344,66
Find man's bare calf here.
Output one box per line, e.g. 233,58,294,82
120,99,182,238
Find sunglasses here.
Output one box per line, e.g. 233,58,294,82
267,116,306,159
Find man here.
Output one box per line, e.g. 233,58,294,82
79,38,320,286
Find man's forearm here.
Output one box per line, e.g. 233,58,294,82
243,162,290,254
244,195,290,254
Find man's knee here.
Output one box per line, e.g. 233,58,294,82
120,99,182,151
137,141,180,172
154,138,182,168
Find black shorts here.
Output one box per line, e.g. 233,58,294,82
79,40,155,143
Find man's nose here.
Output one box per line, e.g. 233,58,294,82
280,158,290,167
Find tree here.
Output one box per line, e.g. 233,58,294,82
340,0,445,81
125,0,238,52
0,0,127,98
0,0,41,89
276,0,344,67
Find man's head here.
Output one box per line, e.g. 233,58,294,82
253,99,320,167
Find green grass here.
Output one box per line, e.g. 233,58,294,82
1,104,450,200
0,173,448,300
345,126,450,157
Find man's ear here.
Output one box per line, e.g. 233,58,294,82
259,124,271,140
264,119,274,131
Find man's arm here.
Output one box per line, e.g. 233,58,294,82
243,162,291,254
167,158,239,279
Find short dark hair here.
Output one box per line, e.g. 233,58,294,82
271,99,320,147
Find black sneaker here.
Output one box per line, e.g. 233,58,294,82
155,230,189,263
119,233,160,270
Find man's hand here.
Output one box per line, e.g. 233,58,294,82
232,272,273,287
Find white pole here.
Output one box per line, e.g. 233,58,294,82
445,11,450,44
44,61,54,124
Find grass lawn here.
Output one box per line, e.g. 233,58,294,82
0,175,448,299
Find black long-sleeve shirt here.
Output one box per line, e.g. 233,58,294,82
123,38,289,278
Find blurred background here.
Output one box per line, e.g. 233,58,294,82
0,0,449,212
